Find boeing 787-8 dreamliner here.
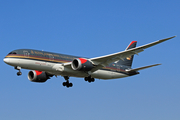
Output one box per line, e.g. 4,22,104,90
3,36,176,88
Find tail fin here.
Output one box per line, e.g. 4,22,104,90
117,41,137,68
125,41,137,50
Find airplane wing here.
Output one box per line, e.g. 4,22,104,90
61,36,175,73
89,36,176,72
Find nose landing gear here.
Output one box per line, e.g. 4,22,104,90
15,66,22,76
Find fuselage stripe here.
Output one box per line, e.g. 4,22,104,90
5,54,70,63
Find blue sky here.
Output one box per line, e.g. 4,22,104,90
0,0,179,120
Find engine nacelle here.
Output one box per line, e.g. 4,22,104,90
28,70,50,82
71,58,94,71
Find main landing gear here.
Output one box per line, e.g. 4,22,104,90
62,76,95,88
84,76,95,83
15,66,22,76
62,76,73,88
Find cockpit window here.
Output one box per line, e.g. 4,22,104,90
8,52,17,55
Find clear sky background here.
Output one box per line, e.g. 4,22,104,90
0,0,179,120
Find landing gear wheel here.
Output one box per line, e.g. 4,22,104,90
85,76,95,83
63,82,73,88
91,78,95,82
17,72,22,76
84,77,88,81
69,83,73,87
63,82,66,86
66,84,70,88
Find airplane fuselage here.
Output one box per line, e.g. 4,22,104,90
4,49,134,80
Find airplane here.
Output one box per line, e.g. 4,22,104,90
3,36,176,88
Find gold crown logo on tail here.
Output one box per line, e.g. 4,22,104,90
126,56,132,60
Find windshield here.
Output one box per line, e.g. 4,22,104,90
8,52,17,55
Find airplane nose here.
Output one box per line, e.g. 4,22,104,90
3,58,9,64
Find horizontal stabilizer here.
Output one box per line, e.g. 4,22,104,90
126,64,161,72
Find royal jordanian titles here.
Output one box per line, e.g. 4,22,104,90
3,36,176,88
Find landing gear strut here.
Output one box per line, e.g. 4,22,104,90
84,76,95,83
62,76,73,88
15,66,22,76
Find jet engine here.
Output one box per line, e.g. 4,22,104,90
71,58,94,71
28,70,51,82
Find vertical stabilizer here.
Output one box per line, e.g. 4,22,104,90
117,41,137,68
125,41,137,50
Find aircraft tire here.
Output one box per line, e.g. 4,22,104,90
63,82,66,86
88,80,91,83
69,83,73,87
91,78,95,82
84,77,88,81
17,72,22,76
